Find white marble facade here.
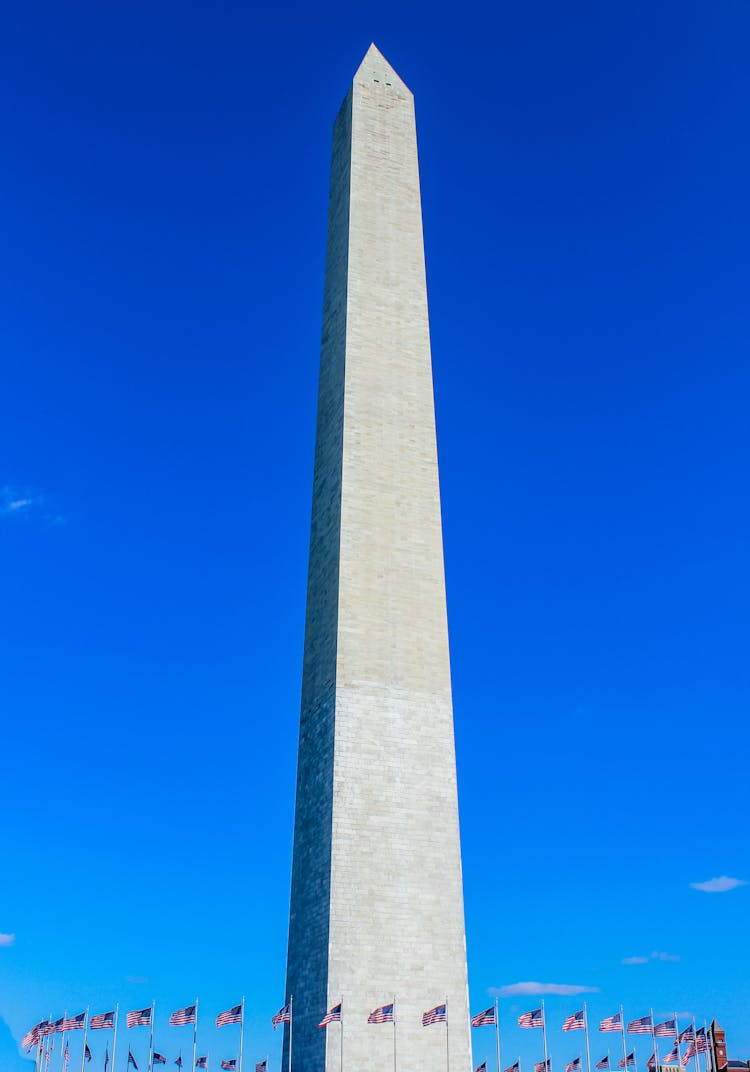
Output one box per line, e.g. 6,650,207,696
283,44,471,1072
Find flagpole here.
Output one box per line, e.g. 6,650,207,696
446,997,450,1072
583,1005,591,1072
149,1001,155,1072
495,999,501,1072
650,1009,658,1072
340,998,344,1072
238,997,245,1072
703,1022,711,1072
619,1008,628,1072
393,995,397,1072
79,1007,89,1072
109,1005,117,1072
288,997,293,1072
674,1014,680,1070
61,1009,68,1072
691,1018,699,1072
542,1002,548,1072
192,999,199,1072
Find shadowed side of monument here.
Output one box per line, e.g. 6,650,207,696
284,45,472,1072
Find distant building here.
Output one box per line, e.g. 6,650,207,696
711,1021,749,1072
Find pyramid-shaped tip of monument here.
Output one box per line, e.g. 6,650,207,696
354,43,411,93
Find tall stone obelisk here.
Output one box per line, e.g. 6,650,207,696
284,44,471,1072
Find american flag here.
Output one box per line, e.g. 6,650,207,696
368,1004,394,1024
272,1005,291,1029
596,1057,610,1069
256,1060,268,1072
127,1009,152,1029
319,1004,342,1028
627,1017,653,1035
51,1018,66,1034
655,1020,677,1038
104,1044,109,1072
153,1055,167,1066
196,1058,208,1069
682,1045,697,1066
618,1054,635,1068
600,1015,622,1033
62,1014,86,1032
519,1009,544,1029
534,1059,551,1072
679,1028,696,1044
422,1004,447,1027
22,1023,43,1049
476,1063,487,1072
85,1043,92,1063
647,1057,655,1071
566,1059,582,1072
91,1012,116,1031
169,1006,196,1027
174,1056,182,1068
472,1007,496,1028
662,1047,680,1064
695,1030,707,1054
128,1052,138,1070
564,1012,586,1032
217,1005,243,1028
505,1062,520,1072
63,1042,70,1068
221,1063,237,1071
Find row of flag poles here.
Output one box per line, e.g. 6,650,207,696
21,1001,260,1072
21,1000,716,1072
473,1003,714,1072
283,998,716,1072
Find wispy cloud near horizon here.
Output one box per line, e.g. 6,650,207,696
691,876,746,893
490,982,600,997
622,951,680,965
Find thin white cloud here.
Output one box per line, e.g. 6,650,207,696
691,876,747,894
491,982,600,997
0,486,64,526
125,975,148,984
622,951,679,965
1,486,40,516
0,933,15,947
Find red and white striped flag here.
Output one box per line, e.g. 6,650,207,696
564,1012,585,1032
566,1059,581,1072
472,1007,496,1028
217,1005,242,1028
319,1004,342,1028
127,1009,152,1029
422,1005,447,1027
368,1004,394,1024
61,1014,86,1032
272,1005,291,1030
600,1014,622,1034
627,1017,653,1035
169,1006,196,1027
519,1009,544,1029
90,1012,116,1031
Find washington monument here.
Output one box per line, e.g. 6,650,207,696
284,45,472,1072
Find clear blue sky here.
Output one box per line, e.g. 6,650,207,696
1,2,748,1070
